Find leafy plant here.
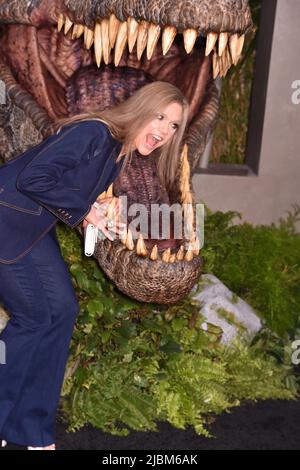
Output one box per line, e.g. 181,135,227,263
211,0,262,164
55,203,300,437
202,203,300,336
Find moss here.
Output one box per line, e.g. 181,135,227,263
215,307,248,334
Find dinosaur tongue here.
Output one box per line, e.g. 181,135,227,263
66,66,153,118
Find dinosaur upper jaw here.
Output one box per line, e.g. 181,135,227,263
0,0,252,121
0,14,245,117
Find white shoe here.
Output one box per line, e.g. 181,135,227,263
2,439,55,450
27,444,55,450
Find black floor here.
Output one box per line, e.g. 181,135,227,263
2,399,300,450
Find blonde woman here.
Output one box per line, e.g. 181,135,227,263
0,81,189,450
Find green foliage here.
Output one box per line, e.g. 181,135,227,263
202,203,300,336
55,205,300,437
211,0,262,164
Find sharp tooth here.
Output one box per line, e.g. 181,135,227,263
221,47,231,77
162,248,171,262
64,16,73,35
189,231,196,242
221,50,227,77
101,18,111,64
193,237,200,256
229,33,239,65
109,13,121,49
190,235,200,255
137,20,149,61
184,246,194,261
106,183,113,198
106,197,117,219
114,20,128,67
169,253,176,263
97,191,107,200
205,32,218,56
184,192,193,205
219,56,224,77
127,16,139,53
236,33,245,62
120,226,127,245
212,51,219,79
219,53,225,77
125,228,134,250
176,245,184,261
136,233,148,256
217,52,223,77
150,244,158,260
184,204,194,239
57,13,65,32
218,32,228,57
179,144,193,205
94,22,102,67
72,24,84,40
183,28,197,54
146,23,161,60
162,25,177,55
84,25,94,49
224,46,232,75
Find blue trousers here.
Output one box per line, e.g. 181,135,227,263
0,226,80,447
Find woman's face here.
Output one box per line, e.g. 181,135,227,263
133,102,183,155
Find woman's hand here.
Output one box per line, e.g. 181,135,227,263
82,196,126,241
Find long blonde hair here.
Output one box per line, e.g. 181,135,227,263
53,81,189,192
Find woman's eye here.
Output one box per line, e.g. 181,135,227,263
156,114,178,129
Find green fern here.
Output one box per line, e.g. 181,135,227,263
56,204,300,438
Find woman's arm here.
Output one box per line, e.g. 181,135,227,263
16,121,111,228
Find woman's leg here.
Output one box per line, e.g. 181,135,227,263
0,226,79,447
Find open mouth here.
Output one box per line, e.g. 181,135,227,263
0,11,246,126
0,5,252,304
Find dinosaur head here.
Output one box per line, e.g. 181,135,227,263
0,0,253,304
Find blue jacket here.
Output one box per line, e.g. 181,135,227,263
0,119,123,264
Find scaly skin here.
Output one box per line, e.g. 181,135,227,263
0,1,253,303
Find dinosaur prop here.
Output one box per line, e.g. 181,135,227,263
0,0,253,303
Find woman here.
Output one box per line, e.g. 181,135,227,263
0,81,189,450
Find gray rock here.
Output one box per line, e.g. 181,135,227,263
191,274,263,344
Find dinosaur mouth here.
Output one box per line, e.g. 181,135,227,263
57,13,244,119
0,11,247,303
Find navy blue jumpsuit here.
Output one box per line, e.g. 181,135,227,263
0,119,123,446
